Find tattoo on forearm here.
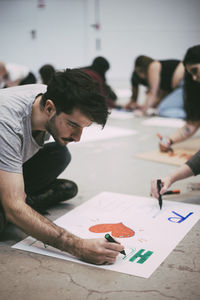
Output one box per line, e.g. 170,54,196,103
184,126,191,136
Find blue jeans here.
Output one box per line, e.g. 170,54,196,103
157,85,186,119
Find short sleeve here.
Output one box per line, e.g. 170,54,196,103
185,150,200,176
0,121,23,173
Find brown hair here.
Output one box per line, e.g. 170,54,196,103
134,55,154,74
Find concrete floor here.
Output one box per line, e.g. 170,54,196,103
0,115,200,300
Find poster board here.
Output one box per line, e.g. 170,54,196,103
12,192,200,278
142,117,185,128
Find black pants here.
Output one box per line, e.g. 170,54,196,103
23,142,71,196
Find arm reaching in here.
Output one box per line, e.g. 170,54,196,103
159,121,200,152
151,164,194,199
0,170,124,265
142,61,161,113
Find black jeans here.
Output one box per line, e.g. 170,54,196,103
23,142,71,196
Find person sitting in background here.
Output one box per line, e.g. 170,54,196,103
0,61,36,88
125,55,185,118
158,45,200,152
82,56,118,108
39,64,56,85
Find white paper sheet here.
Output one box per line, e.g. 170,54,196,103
142,117,185,128
12,192,200,278
48,125,137,143
109,109,134,120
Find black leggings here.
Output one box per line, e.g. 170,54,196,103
23,142,71,196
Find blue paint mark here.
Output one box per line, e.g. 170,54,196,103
168,211,194,223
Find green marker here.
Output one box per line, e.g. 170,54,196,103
105,233,126,255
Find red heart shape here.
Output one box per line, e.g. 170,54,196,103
89,222,135,238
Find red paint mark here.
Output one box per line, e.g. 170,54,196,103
179,153,193,160
169,152,175,157
89,222,135,238
168,152,193,160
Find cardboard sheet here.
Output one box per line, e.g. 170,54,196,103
135,138,200,166
135,148,195,166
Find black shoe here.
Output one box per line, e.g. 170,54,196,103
26,179,78,213
0,206,7,236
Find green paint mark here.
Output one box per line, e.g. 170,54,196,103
123,248,136,260
129,249,153,264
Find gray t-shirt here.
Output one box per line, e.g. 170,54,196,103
0,84,47,174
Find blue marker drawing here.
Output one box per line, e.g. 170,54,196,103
168,211,194,223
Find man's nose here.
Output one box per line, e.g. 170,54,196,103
72,127,83,142
192,74,197,81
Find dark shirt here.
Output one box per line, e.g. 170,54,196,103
131,60,181,92
186,150,200,176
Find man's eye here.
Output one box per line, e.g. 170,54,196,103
191,68,198,75
68,122,77,128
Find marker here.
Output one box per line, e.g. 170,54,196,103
157,133,173,152
105,233,126,255
157,179,163,210
163,189,180,195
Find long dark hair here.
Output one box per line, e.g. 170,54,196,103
183,45,200,121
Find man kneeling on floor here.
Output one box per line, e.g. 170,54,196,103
0,68,124,264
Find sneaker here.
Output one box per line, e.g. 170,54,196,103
0,206,7,236
26,179,78,213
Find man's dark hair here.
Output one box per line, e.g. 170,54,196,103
183,45,200,121
41,68,109,127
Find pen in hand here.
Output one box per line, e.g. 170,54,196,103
157,133,173,152
105,233,126,255
157,179,163,210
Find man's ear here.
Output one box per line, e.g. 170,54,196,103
45,99,56,116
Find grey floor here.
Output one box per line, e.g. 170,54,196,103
0,115,200,300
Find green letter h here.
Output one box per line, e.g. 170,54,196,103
129,249,153,264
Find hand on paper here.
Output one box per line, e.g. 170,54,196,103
151,177,172,199
77,238,124,265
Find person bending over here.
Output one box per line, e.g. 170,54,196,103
126,55,185,118
158,45,200,152
0,68,124,264
82,56,118,108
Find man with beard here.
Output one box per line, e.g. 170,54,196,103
0,68,124,265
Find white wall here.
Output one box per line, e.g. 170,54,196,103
0,0,200,88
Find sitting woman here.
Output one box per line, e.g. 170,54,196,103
158,45,200,152
82,56,118,108
126,55,185,118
